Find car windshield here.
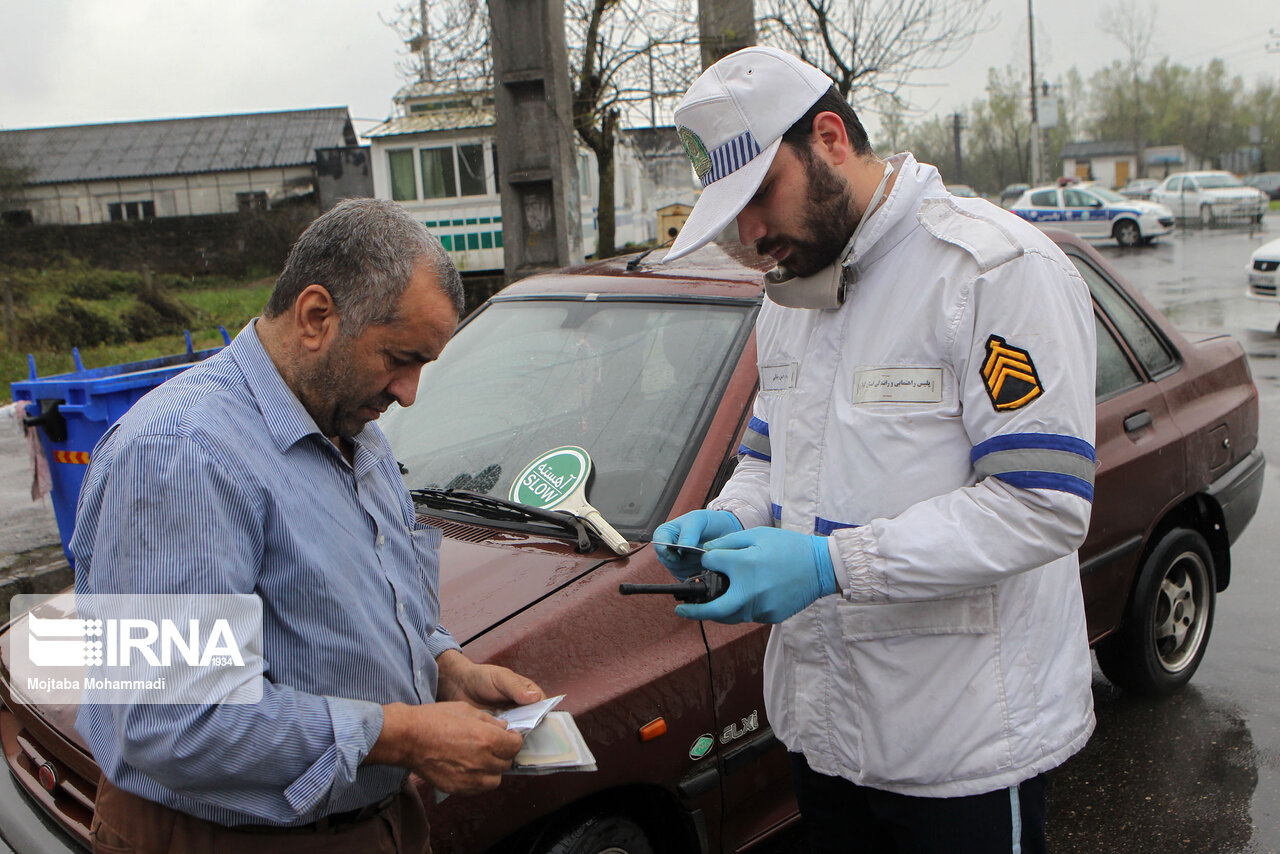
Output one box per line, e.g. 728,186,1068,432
380,298,753,533
1091,187,1127,203
1196,174,1245,189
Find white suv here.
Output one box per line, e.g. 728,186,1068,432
1151,171,1268,225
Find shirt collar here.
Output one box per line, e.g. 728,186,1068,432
229,320,388,463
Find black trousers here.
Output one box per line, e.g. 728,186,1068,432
789,753,1048,854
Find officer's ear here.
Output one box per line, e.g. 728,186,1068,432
812,112,852,167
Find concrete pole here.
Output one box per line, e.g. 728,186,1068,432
698,0,756,69
488,0,584,281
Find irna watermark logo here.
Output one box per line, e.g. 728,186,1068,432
10,593,263,705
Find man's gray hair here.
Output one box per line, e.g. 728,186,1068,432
264,198,464,335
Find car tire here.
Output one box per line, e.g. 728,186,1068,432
538,813,655,854
1095,528,1216,697
1113,219,1142,247
1199,204,1215,226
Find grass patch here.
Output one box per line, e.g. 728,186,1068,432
1,263,274,401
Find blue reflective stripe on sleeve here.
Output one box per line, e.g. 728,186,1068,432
747,416,769,436
996,470,1094,501
771,503,782,522
815,517,860,535
971,433,1096,463
738,444,770,461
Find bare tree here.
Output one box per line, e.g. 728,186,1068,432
756,0,995,106
568,0,699,257
1098,1,1157,177
385,1,699,260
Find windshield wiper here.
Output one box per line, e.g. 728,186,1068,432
410,487,595,553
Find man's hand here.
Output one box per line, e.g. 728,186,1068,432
366,701,523,794
652,510,742,578
676,527,839,624
435,649,544,710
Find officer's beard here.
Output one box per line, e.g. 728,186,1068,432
756,145,860,279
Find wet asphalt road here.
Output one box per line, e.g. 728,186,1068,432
0,221,1277,852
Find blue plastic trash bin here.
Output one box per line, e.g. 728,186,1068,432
10,328,232,565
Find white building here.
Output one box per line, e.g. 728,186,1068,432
365,80,697,272
0,108,359,226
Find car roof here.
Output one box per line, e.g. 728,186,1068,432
493,241,772,302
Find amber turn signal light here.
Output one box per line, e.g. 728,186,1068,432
638,717,667,742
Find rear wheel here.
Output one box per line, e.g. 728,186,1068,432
1199,204,1215,226
1113,219,1142,247
539,814,655,854
1096,528,1216,697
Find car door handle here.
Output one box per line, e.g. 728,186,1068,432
1124,410,1153,433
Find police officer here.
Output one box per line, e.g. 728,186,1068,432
655,47,1097,853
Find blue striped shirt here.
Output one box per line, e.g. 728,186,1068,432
70,321,459,826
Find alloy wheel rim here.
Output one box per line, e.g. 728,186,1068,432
1151,549,1210,673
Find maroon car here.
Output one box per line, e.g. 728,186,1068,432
0,231,1264,853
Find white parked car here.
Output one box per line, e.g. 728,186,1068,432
1246,237,1280,304
1151,171,1268,225
1010,184,1175,247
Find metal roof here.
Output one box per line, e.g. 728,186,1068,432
364,108,496,138
0,108,357,185
1059,140,1139,159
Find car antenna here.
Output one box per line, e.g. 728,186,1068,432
626,234,677,271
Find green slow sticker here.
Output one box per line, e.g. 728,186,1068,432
689,734,715,760
509,446,590,510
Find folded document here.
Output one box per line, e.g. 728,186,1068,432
497,695,596,775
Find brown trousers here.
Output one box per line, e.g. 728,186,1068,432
91,778,431,854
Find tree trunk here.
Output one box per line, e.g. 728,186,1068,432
593,110,617,259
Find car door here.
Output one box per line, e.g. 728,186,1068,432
1064,188,1108,238
1160,177,1186,219
1067,250,1188,640
1024,188,1064,229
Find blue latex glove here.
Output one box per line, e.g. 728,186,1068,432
652,510,742,579
676,527,839,624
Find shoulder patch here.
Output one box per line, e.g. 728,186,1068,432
982,335,1043,411
918,197,1023,273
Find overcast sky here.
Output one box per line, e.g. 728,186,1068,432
1,0,1276,142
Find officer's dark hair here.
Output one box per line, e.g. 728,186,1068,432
780,86,874,158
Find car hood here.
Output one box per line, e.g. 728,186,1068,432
1128,201,1173,216
433,523,614,644
1251,238,1280,262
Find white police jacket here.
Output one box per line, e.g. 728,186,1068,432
710,153,1097,798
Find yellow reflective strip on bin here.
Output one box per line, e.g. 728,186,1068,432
53,451,90,464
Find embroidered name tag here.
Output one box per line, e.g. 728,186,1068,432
853,367,944,404
761,362,798,391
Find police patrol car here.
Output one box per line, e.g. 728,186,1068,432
1010,183,1175,247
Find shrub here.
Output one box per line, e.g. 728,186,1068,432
16,298,128,350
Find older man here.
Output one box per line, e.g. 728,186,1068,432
71,199,541,853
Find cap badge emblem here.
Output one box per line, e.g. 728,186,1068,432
678,127,712,179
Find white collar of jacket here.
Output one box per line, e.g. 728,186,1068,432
763,153,943,310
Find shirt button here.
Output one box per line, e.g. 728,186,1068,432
398,603,406,616
377,534,386,548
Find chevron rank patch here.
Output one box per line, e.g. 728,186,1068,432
981,335,1043,411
